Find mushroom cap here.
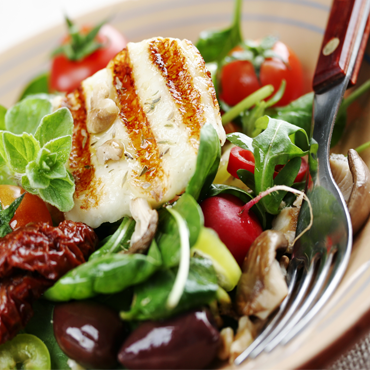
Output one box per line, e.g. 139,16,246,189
347,149,370,234
235,230,289,320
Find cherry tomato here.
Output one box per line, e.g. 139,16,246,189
0,185,52,230
220,41,304,107
227,147,308,183
49,24,127,93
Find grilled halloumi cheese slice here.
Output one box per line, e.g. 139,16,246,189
53,37,226,228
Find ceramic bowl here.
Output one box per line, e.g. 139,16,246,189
1,1,370,368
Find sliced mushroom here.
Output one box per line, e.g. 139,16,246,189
229,316,258,363
128,198,158,254
272,194,303,251
330,149,370,234
96,139,124,164
235,230,289,320
87,83,119,134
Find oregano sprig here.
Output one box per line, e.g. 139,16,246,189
0,97,75,212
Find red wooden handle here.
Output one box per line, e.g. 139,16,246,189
313,0,370,92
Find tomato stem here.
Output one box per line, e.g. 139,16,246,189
222,84,274,125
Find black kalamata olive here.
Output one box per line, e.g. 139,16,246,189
53,301,126,369
118,308,220,369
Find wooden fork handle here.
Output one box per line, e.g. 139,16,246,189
313,0,370,92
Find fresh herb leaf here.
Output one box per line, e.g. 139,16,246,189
157,193,203,268
0,193,25,237
186,122,221,201
196,0,242,63
252,116,309,214
44,241,161,301
90,217,136,260
1,106,75,212
18,72,50,101
5,97,52,135
35,108,73,147
227,132,254,151
121,257,218,321
2,132,40,173
0,106,6,130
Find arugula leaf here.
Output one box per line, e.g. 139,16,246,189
186,122,221,201
18,72,50,101
5,97,52,135
196,0,242,63
157,193,203,268
227,132,254,151
0,193,25,237
35,108,73,147
121,257,218,321
252,116,309,214
0,106,6,130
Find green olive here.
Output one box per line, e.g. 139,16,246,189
0,334,51,370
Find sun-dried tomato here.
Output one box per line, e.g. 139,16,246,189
0,221,98,280
0,274,52,344
0,220,98,345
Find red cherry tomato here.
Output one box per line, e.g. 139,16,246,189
220,41,304,107
201,194,263,266
0,185,52,230
227,146,308,183
50,25,127,93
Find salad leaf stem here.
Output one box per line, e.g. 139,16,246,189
166,208,190,310
222,85,274,125
355,140,370,154
338,79,370,116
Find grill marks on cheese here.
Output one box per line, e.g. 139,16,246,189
61,88,101,209
111,48,165,198
148,38,203,150
59,37,225,228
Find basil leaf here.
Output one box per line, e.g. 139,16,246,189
0,105,6,130
38,174,75,212
24,300,70,370
35,108,73,147
121,257,218,321
196,0,242,62
18,72,50,101
5,98,52,135
0,193,25,237
2,132,40,173
253,116,309,214
186,122,221,201
157,193,203,268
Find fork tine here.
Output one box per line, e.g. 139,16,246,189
244,254,320,359
281,245,351,346
263,252,334,354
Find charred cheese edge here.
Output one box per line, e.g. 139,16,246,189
54,37,226,228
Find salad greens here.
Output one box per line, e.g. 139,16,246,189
196,0,242,63
0,97,75,211
0,193,24,237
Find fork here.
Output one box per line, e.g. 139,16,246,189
235,0,370,364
